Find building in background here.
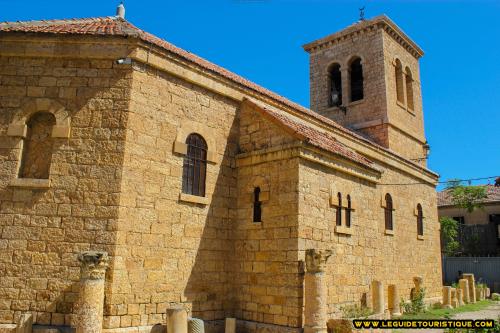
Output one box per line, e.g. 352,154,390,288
438,184,500,256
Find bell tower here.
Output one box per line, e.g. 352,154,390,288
303,15,429,164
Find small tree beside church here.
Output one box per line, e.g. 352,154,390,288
440,180,488,256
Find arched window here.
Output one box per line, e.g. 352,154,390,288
346,195,352,228
19,112,56,179
405,67,414,111
350,57,364,102
182,133,207,197
384,193,393,231
253,187,262,222
416,203,423,236
336,192,342,226
328,63,342,107
395,59,404,104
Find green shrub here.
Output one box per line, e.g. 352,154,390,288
340,304,373,319
400,288,426,314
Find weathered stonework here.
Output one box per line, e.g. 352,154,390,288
0,13,441,333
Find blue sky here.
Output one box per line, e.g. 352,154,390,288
2,1,499,187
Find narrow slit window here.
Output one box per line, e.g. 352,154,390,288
350,58,364,102
19,112,56,179
253,187,262,222
329,63,342,107
384,193,393,231
405,67,414,111
417,203,423,236
182,133,207,197
336,192,342,226
395,59,404,104
346,195,352,228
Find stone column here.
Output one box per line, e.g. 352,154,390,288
459,279,470,303
75,251,109,333
411,276,423,300
340,68,350,107
167,307,188,333
388,284,401,316
457,288,464,307
450,288,458,308
442,286,452,309
371,281,384,314
304,249,332,333
462,274,476,303
225,318,236,333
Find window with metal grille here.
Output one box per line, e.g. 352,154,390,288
336,192,342,226
350,58,364,102
384,193,393,230
253,187,262,222
417,204,423,236
329,63,342,107
182,133,207,197
19,112,56,179
346,195,352,228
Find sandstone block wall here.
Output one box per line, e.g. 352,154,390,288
297,159,442,317
101,61,240,329
234,104,302,328
307,23,427,164
309,28,386,131
0,29,442,333
0,53,132,326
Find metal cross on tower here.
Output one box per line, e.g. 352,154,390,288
359,6,366,21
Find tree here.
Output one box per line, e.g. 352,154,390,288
444,180,487,213
440,216,460,256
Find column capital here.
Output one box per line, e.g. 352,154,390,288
78,251,109,280
305,249,332,273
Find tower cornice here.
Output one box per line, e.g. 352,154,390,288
302,15,424,59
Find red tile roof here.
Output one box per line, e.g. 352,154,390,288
245,99,376,169
437,185,500,207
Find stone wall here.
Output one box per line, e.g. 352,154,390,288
101,61,240,329
382,31,427,164
0,53,132,326
297,159,442,317
308,28,387,132
307,21,428,164
233,103,302,328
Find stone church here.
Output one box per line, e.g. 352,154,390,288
0,6,442,333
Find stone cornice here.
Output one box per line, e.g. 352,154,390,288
236,143,382,184
302,15,424,59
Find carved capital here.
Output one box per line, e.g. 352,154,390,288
78,251,109,280
305,249,332,273
413,276,423,288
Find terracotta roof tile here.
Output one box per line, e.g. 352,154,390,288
245,99,376,169
437,185,500,207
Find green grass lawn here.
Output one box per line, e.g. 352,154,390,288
399,300,495,320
